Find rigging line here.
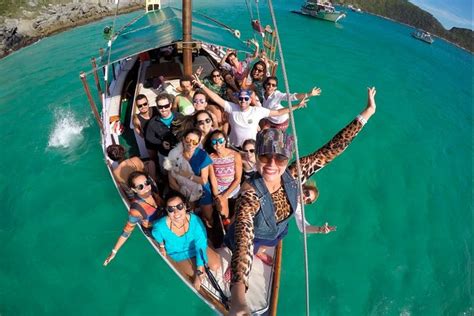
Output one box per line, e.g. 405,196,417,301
244,0,254,21
105,0,121,92
267,1,311,316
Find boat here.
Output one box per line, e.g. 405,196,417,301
412,29,434,44
292,0,346,23
80,0,282,314
347,4,362,13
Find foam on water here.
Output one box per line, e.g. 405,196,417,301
47,108,88,149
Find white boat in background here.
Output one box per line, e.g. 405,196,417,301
412,29,434,44
292,0,346,23
347,4,362,12
80,0,283,314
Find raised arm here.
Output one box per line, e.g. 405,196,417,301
268,97,309,117
289,87,377,183
294,87,322,100
193,74,227,109
103,211,142,266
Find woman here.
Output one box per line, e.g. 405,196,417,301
219,42,259,86
295,182,337,234
152,191,221,290
103,171,162,266
106,144,157,199
205,130,242,224
168,128,214,227
226,87,377,315
241,60,267,102
202,69,228,98
240,139,257,183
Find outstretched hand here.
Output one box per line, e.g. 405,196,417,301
195,66,203,78
103,251,116,266
320,222,336,234
192,74,203,89
366,87,376,114
298,97,309,109
310,87,322,97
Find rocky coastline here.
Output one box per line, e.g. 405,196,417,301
0,1,142,59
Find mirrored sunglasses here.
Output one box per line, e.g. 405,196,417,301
166,202,185,213
184,138,199,146
211,137,225,146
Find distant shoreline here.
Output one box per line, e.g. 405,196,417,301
0,3,142,60
363,11,473,54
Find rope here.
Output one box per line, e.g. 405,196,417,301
267,1,311,315
244,0,254,20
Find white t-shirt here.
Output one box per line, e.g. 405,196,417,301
262,91,297,124
223,101,271,147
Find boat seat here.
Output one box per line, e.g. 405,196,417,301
145,61,183,81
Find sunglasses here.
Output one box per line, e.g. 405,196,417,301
134,179,151,190
137,102,148,109
166,202,185,213
212,74,221,78
239,96,250,102
197,118,212,125
193,99,206,104
211,137,225,146
258,154,288,166
244,148,255,153
157,103,171,110
266,83,277,87
254,68,264,73
184,138,199,146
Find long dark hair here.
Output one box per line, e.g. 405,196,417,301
204,129,228,154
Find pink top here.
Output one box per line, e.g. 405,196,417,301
211,154,237,194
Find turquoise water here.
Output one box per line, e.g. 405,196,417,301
0,0,472,315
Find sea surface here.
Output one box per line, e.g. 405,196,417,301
0,0,472,315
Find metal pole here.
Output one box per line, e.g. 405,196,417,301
80,72,103,132
182,0,192,76
91,58,103,106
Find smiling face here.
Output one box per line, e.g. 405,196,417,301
136,97,149,113
131,175,152,197
238,91,251,111
242,142,256,163
303,187,317,204
193,93,208,111
183,132,200,152
180,80,193,95
265,79,278,94
251,63,265,81
195,112,213,136
256,154,288,184
156,97,172,118
166,196,187,223
210,132,226,154
211,71,223,84
227,53,239,67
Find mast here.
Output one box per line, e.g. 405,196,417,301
183,0,192,76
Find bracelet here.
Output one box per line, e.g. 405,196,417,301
356,114,367,126
158,244,165,248
112,249,117,254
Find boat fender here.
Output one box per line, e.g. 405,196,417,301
233,29,241,39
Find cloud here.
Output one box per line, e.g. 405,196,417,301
410,1,473,29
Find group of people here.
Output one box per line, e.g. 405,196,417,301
103,47,378,315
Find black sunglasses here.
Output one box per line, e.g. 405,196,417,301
157,103,171,110
137,102,148,109
197,118,212,125
244,149,255,153
134,179,151,190
167,202,185,213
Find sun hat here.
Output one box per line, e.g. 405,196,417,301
256,128,294,159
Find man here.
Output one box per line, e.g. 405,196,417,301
132,94,157,159
172,75,195,115
145,93,183,170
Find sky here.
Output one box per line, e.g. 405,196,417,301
409,0,473,30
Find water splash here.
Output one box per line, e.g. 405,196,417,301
48,108,89,149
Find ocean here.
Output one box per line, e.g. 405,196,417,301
0,0,471,315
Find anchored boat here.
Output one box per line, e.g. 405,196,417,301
80,0,282,314
412,29,434,44
292,1,346,23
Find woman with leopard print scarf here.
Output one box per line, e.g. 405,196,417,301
226,87,377,315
